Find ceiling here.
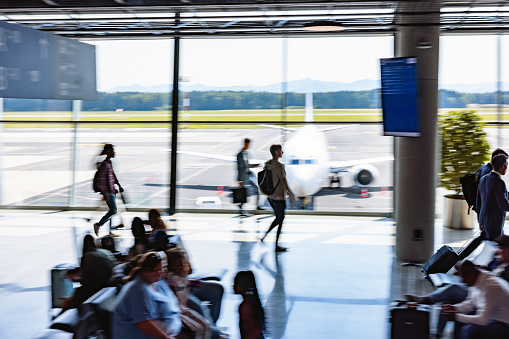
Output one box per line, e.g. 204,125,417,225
2,1,509,39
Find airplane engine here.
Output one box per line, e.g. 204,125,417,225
349,164,379,187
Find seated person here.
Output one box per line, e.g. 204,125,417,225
406,237,509,338
150,229,176,252
127,217,149,260
166,248,211,339
144,209,168,233
101,234,125,262
442,259,509,339
62,234,115,312
112,251,186,339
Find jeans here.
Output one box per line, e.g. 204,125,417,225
265,199,286,246
425,283,469,335
98,193,117,226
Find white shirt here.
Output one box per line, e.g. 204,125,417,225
455,270,509,326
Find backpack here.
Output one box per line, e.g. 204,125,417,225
460,168,482,214
258,167,280,195
92,162,105,193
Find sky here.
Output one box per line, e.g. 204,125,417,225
89,35,508,92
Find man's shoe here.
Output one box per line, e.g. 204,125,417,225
256,206,265,211
275,246,287,252
93,223,100,236
109,232,120,238
114,223,124,229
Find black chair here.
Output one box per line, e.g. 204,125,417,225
73,287,118,339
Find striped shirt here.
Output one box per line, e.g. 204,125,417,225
96,160,118,194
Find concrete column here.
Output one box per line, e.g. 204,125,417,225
394,2,440,261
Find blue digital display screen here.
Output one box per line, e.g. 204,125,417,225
380,57,420,137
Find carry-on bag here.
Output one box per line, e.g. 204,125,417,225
51,263,76,309
421,231,485,278
390,263,430,339
232,187,247,204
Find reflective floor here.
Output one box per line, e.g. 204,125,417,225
0,210,480,338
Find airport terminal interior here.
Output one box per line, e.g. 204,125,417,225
3,0,509,338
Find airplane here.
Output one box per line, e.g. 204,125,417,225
168,82,393,209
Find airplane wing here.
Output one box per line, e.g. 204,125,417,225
258,124,298,131
161,149,265,164
329,156,393,173
319,124,359,132
259,124,358,133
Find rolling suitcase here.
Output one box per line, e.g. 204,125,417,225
422,231,485,278
232,187,247,204
390,263,430,339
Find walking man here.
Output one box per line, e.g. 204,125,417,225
260,144,295,252
236,138,264,216
476,153,509,240
93,144,124,236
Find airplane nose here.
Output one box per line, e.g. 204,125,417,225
286,166,323,196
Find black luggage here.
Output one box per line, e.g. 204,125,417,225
232,187,247,204
421,231,485,278
390,263,430,339
390,302,430,339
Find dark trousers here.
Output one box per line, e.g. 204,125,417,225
265,198,286,246
455,320,509,339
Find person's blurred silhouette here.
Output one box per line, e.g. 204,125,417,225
61,234,115,314
93,144,124,236
234,271,266,339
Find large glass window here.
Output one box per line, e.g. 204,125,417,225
0,36,395,214
177,35,394,213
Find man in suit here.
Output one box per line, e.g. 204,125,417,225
237,138,264,216
477,153,509,240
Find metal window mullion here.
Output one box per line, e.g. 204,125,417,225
70,100,81,207
170,14,180,215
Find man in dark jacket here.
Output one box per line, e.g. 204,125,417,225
236,138,263,215
476,154,509,240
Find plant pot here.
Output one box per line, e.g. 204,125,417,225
444,194,473,229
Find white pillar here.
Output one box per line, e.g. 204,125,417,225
394,2,440,261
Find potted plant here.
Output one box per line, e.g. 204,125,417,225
439,110,490,229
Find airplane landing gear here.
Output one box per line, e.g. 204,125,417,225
293,196,313,210
330,173,341,188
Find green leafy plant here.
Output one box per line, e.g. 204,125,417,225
440,110,490,195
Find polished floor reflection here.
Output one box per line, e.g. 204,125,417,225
0,210,479,338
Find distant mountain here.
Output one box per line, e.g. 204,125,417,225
439,82,503,93
106,80,509,94
106,79,381,93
